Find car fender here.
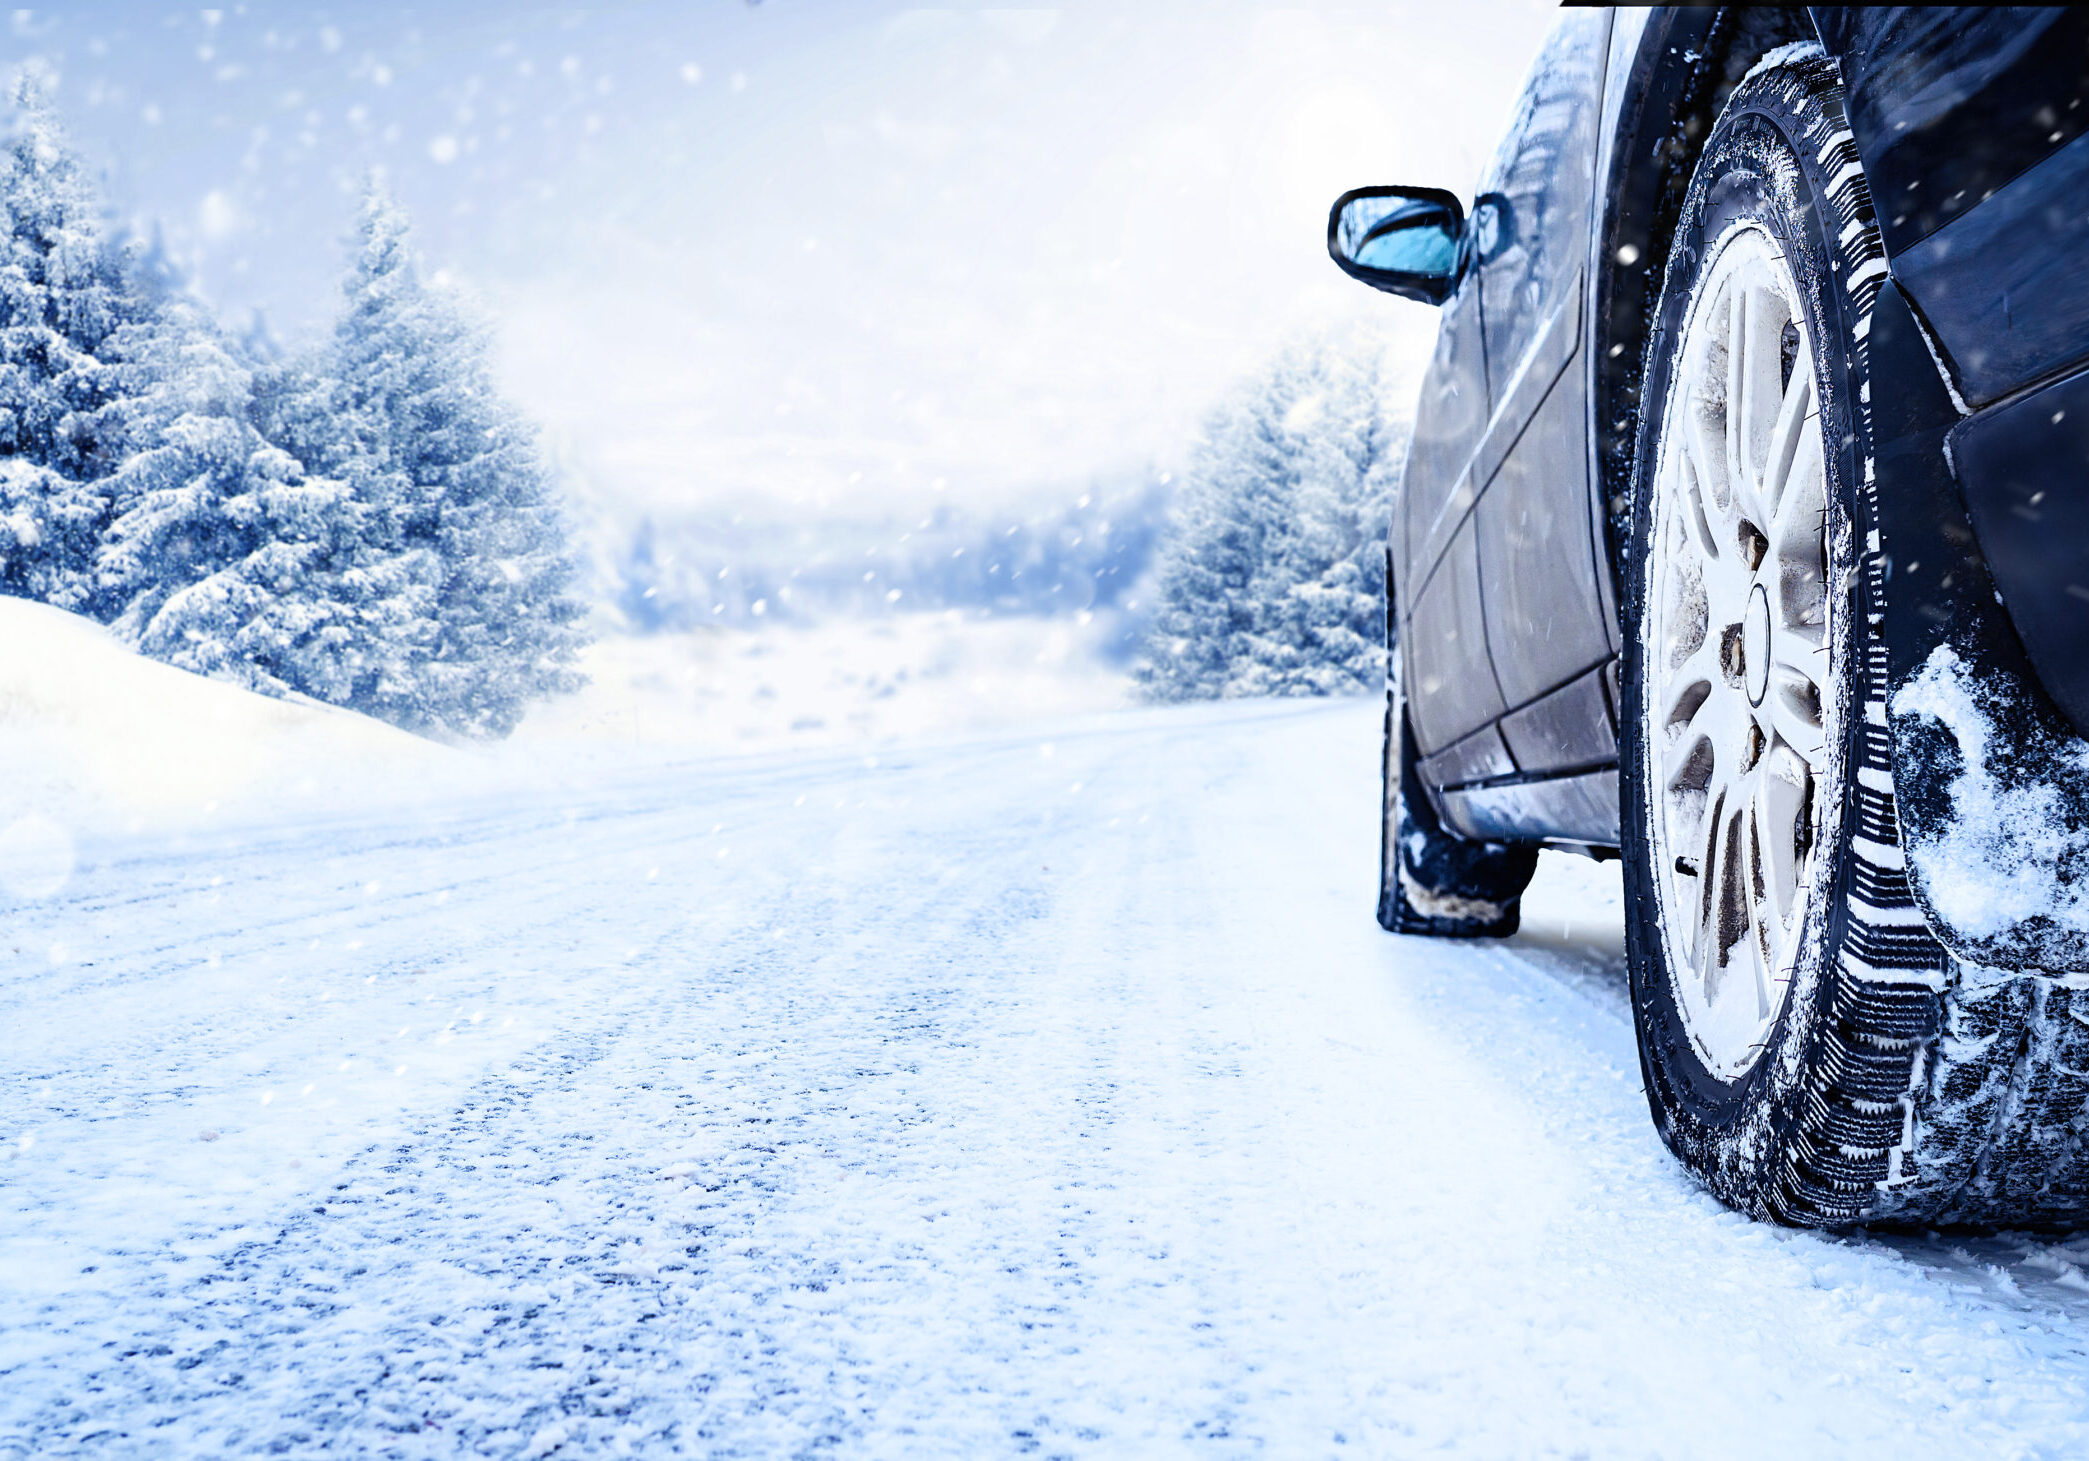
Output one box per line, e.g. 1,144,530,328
1868,281,2089,973
1820,5,2089,973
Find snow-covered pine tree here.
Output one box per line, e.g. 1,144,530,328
245,355,442,709
1144,346,1311,701
95,287,415,705
320,183,586,739
0,69,144,615
0,94,578,738
97,289,274,655
1135,330,1403,702
1267,337,1401,693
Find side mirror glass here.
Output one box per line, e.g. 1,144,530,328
1326,186,1466,305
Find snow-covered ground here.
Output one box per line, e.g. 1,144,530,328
0,598,445,840
11,632,2089,1455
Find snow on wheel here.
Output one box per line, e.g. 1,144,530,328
1620,53,1947,1226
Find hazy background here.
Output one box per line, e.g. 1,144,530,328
9,1,1561,747
23,1,1556,516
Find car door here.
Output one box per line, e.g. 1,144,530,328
1397,217,1506,764
1468,8,1620,778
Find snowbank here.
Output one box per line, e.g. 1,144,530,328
0,598,445,852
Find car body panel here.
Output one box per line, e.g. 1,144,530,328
1476,9,1611,409
1418,722,1515,790
1868,277,2089,972
1396,10,1616,771
1498,665,1615,776
1443,767,1621,847
1472,9,1616,769
1404,516,1504,755
1946,365,2089,734
1398,268,1500,755
1822,5,2089,741
1474,309,1613,716
1815,7,2089,266
1891,132,2089,730
1893,131,2089,408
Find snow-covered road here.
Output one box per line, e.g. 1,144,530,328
8,700,2089,1457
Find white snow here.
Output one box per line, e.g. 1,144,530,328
10,624,2089,1453
1742,39,1827,87
1893,643,2089,944
0,598,447,840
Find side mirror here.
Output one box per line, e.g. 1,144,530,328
1326,185,1466,305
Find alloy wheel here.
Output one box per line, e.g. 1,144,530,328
1645,223,1837,1082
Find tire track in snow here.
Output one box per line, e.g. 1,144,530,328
9,702,2089,1455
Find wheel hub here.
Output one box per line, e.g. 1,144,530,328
1744,584,1771,707
1643,223,1838,1082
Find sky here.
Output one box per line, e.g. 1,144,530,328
10,1,1561,523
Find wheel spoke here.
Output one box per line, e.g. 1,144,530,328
1764,617,1830,769
1752,751,1808,933
1744,886,1777,1025
1680,410,1731,562
1692,787,1729,992
1762,662,1829,770
1770,570,1827,660
1679,429,1753,633
1660,639,1722,729
1666,778,1715,968
1702,783,1751,1008
1662,730,1713,802
1727,277,1776,526
1720,276,1742,485
1767,421,1826,564
1761,355,1814,524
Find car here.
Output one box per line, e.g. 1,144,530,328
1327,7,2089,1229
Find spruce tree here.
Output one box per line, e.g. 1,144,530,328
0,95,582,740
322,183,586,739
1135,348,1304,701
0,70,141,614
1136,330,1402,702
1273,338,1400,694
97,306,413,702
98,292,265,650
246,356,441,709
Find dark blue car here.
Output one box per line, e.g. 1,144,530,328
1329,8,2089,1229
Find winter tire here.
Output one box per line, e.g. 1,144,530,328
1378,662,1536,939
1623,51,2089,1231
1620,53,1953,1226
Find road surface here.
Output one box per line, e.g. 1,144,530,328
5,700,2089,1457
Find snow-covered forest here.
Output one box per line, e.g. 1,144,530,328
0,78,586,741
1,65,1405,741
585,324,1408,702
1136,330,1404,700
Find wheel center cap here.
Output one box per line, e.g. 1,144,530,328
1744,583,1771,707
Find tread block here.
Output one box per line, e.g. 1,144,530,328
1819,1036,1920,1104
1829,979,1941,1044
1804,1090,1906,1151
1846,921,1948,973
1794,1136,1892,1188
